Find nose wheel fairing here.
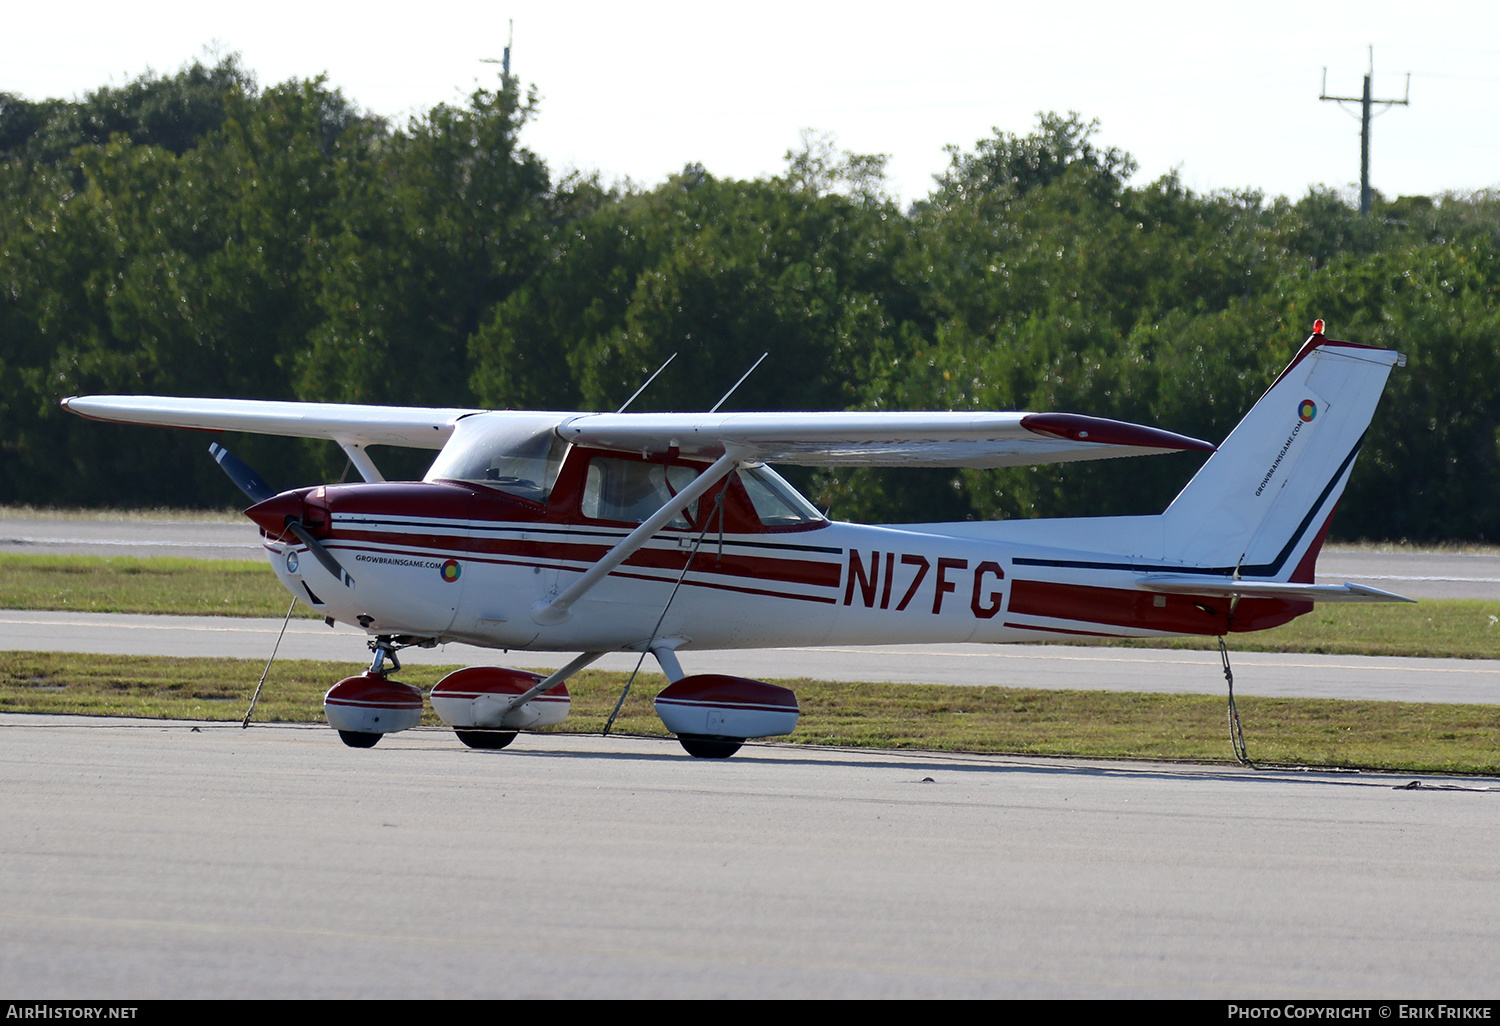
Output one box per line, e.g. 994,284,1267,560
324,672,424,747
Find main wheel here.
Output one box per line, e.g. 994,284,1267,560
338,730,382,748
455,729,518,750
678,734,743,759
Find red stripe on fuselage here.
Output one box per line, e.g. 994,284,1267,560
310,538,841,607
1008,579,1305,635
605,568,840,605
1009,579,1230,635
1002,621,1130,638
328,523,841,590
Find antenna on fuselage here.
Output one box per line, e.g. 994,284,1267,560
708,351,769,414
616,352,678,413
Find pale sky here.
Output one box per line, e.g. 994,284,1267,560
7,1,1498,207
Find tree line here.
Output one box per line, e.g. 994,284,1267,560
2,58,1497,540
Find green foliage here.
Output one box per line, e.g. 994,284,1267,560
0,58,250,165
3,64,1498,540
299,79,548,410
931,111,1137,203
469,140,909,416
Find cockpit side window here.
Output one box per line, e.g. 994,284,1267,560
424,414,570,503
582,457,700,528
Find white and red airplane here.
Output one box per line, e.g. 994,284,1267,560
62,323,1409,756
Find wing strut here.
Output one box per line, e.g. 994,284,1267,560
499,651,606,721
336,440,385,483
530,451,741,625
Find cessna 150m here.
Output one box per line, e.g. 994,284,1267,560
62,324,1409,756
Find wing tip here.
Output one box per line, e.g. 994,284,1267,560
1020,413,1216,453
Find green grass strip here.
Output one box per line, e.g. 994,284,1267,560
0,553,316,618
3,651,1497,775
1071,601,1500,660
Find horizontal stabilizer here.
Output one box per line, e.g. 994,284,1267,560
1139,574,1414,604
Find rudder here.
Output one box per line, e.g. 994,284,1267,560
1159,329,1403,580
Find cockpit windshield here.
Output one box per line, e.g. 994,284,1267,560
424,413,570,503
738,464,825,526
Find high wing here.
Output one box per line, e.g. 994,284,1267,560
556,411,1215,467
59,395,482,449
62,396,1215,469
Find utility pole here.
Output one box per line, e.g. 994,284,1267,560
480,19,514,77
1319,46,1410,215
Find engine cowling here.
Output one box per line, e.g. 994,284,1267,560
430,666,571,730
323,673,424,739
654,675,799,741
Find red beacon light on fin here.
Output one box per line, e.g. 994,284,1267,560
1312,318,1325,336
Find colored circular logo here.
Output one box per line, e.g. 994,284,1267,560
1298,399,1317,422
440,559,462,583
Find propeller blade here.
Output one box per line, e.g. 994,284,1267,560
284,519,355,589
209,443,275,504
213,443,354,589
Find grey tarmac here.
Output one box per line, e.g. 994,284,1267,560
0,516,262,561
4,520,1500,999
0,714,1496,999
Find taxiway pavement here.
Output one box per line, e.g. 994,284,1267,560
1,713,1495,999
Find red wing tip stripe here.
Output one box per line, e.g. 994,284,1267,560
1019,412,1215,453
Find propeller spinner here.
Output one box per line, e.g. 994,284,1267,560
209,443,355,588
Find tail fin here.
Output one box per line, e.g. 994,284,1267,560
1160,330,1403,580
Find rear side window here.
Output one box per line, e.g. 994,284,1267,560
582,458,701,528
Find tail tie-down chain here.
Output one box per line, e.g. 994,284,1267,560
1220,637,1251,766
